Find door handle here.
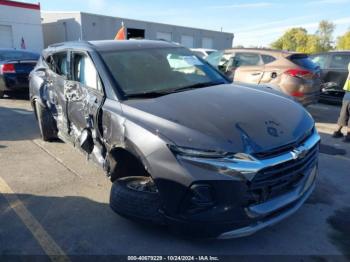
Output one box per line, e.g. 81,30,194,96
251,72,262,76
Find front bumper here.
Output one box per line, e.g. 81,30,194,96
155,131,320,238
218,172,316,239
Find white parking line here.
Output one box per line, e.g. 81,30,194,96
0,176,70,262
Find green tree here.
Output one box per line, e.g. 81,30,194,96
337,30,350,50
305,35,323,54
271,28,309,52
315,20,335,51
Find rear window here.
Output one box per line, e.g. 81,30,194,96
262,55,276,64
289,54,318,70
329,54,350,69
0,50,39,61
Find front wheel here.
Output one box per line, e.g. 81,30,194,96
110,176,164,224
35,101,58,141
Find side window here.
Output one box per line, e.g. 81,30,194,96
311,55,328,69
45,55,55,71
206,51,224,67
52,52,69,77
233,53,263,67
261,55,276,64
73,53,101,91
329,54,350,70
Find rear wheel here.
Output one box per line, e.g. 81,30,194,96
110,176,164,224
35,101,58,141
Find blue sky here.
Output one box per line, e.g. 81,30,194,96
27,0,350,47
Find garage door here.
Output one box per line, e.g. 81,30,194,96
0,25,13,48
181,35,194,48
202,37,213,49
156,32,172,42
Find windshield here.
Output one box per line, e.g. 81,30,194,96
101,47,227,97
0,50,39,61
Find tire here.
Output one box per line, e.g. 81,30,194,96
0,91,4,99
35,101,58,142
110,176,164,224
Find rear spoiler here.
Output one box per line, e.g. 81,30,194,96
285,53,309,59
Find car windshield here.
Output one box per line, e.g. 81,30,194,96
0,50,39,61
101,47,227,97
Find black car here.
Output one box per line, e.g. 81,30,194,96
29,40,320,238
310,51,350,104
0,49,39,98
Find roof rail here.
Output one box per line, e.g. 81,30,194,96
48,40,94,48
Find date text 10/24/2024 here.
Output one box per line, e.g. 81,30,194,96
127,256,220,261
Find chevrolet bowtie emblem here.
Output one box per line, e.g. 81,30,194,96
291,146,308,160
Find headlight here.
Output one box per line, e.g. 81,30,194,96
168,144,255,161
168,145,228,158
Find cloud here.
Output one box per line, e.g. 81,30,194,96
234,15,315,33
209,2,272,9
307,0,350,4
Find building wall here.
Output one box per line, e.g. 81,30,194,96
0,2,43,52
41,12,83,47
81,13,233,49
42,12,234,50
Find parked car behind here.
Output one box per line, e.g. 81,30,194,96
191,48,217,58
30,40,320,238
206,49,321,106
0,49,39,98
310,51,350,104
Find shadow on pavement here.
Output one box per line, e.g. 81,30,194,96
1,92,30,101
0,106,39,141
308,103,340,125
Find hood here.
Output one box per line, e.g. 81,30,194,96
121,84,314,154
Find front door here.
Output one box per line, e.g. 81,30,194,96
47,51,70,135
65,51,104,141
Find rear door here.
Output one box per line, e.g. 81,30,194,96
66,51,104,138
231,52,264,84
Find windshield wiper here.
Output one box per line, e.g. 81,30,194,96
126,81,226,99
168,81,226,94
126,91,171,99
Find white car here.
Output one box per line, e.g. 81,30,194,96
191,48,217,58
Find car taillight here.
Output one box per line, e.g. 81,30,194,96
0,64,16,74
285,69,312,78
291,91,305,97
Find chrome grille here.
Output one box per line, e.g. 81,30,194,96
248,143,319,204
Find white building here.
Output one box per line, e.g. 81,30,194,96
42,12,234,50
0,0,44,53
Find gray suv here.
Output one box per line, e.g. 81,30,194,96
29,40,320,238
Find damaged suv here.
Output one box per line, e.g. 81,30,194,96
30,40,320,238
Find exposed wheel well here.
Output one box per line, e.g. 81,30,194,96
108,147,150,182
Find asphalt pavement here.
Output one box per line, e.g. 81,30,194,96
0,97,349,261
